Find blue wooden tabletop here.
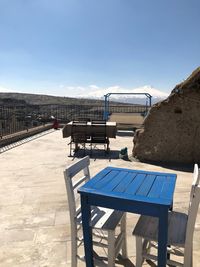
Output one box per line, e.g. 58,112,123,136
79,167,177,207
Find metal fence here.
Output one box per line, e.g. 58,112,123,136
0,103,147,137
109,104,147,114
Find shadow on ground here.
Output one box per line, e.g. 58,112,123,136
129,156,194,173
68,149,120,161
94,254,136,267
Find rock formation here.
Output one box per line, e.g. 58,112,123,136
132,67,200,164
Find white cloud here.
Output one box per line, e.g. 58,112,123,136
76,84,170,104
63,86,86,95
0,85,14,92
89,85,99,90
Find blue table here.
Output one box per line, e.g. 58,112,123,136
78,166,177,267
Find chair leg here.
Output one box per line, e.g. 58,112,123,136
108,230,116,267
191,246,193,267
70,223,78,267
83,142,86,156
71,236,78,267
107,139,110,152
70,142,72,156
121,215,128,259
184,244,193,267
135,237,144,267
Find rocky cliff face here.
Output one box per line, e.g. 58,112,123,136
132,67,200,164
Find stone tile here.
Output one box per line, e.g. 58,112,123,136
193,250,200,267
54,210,71,226
0,190,24,206
0,242,68,267
23,188,67,205
0,204,39,217
0,228,36,244
0,204,40,230
24,213,55,228
35,225,70,244
38,201,68,214
36,242,68,267
0,245,40,267
1,216,25,231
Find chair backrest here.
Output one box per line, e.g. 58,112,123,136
91,121,107,142
189,164,200,201
63,156,90,224
71,121,88,142
185,164,200,251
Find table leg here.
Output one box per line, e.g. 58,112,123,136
158,209,168,267
167,201,173,260
81,195,94,267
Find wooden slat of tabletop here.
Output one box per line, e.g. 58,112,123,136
92,170,119,189
160,175,177,199
125,173,147,195
85,168,111,189
136,174,156,196
101,171,128,192
147,175,165,198
114,172,137,193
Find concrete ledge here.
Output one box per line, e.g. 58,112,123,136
0,124,53,148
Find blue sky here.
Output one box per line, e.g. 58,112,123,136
0,0,199,97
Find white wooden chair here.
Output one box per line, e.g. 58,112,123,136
132,164,200,267
64,156,127,267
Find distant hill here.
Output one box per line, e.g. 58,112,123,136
0,92,142,106
0,92,105,106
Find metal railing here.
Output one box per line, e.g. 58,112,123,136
0,103,146,137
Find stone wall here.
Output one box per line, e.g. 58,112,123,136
132,67,200,164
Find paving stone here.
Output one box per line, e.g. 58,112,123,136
54,210,71,226
0,245,40,267
38,201,68,214
35,225,70,244
0,228,36,244
24,213,55,228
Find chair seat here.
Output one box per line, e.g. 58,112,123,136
133,211,188,247
77,206,124,231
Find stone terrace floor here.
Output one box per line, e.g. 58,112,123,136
0,129,200,267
